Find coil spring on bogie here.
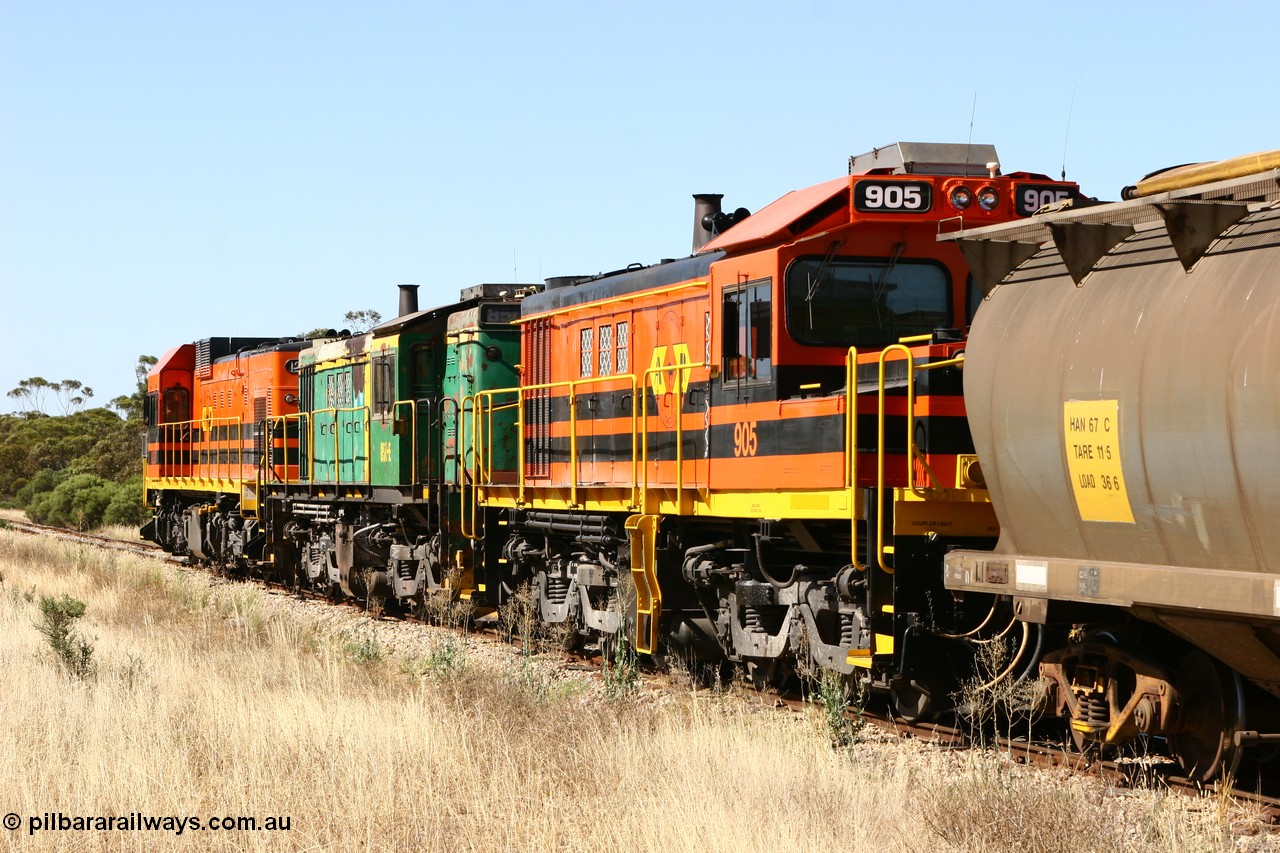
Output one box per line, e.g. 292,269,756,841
543,575,572,605
839,613,857,647
743,605,787,636
1077,692,1110,727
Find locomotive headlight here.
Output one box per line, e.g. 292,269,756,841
949,186,973,210
977,187,1000,210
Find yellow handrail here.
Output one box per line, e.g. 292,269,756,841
873,347,967,572
566,374,642,508
478,373,643,506
639,359,707,514
154,415,250,486
384,400,421,484
909,354,964,497
467,358,708,518
844,347,867,572
308,405,371,485
460,393,479,540
266,411,312,485
875,345,913,575
466,386,523,538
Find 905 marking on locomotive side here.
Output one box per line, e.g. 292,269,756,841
732,421,759,457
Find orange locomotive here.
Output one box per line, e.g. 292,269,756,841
141,337,306,564
471,142,1077,706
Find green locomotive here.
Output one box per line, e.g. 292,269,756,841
262,284,524,614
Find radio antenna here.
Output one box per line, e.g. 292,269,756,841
1061,79,1080,181
966,93,978,167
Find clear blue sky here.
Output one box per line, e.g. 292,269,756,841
4,0,1278,413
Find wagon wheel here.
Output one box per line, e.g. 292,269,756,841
744,657,797,694
1169,651,1244,784
409,594,429,622
1066,722,1106,769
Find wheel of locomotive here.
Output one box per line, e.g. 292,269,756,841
597,564,636,661
889,678,934,724
1169,650,1244,784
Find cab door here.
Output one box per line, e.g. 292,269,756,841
369,350,410,487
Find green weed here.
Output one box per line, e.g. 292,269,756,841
36,593,96,680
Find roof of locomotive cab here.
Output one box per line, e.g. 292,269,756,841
519,252,723,319
208,337,309,364
698,176,848,254
149,343,195,379
371,285,534,335
370,302,456,335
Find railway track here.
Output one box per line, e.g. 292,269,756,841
6,516,1280,821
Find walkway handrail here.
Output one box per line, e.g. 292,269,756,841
875,345,913,575
639,359,708,513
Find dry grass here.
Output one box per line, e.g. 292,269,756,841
0,529,1275,852
93,522,143,543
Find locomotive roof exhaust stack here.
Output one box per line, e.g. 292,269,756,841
398,284,419,317
692,194,724,253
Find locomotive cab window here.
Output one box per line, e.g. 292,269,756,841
785,257,950,348
410,343,438,397
162,386,190,423
373,353,395,418
722,279,772,383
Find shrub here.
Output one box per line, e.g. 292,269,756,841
26,473,115,530
36,593,95,680
14,467,66,508
103,476,149,527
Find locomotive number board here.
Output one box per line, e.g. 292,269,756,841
853,180,933,213
1014,183,1075,217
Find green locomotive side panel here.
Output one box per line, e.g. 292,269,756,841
443,302,521,487
368,338,410,488
295,335,374,486
308,352,370,485
366,325,449,490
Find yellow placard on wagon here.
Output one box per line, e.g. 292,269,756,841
1063,399,1135,524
